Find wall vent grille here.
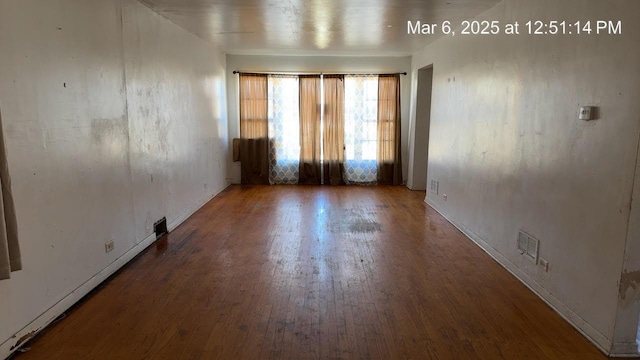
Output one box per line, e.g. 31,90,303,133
430,180,439,195
154,217,168,240
517,230,539,263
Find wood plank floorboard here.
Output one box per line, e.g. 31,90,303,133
13,185,616,359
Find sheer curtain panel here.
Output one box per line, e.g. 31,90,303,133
343,75,379,185
268,75,300,184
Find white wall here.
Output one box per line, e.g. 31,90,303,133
406,66,432,190
409,0,640,355
123,2,229,239
0,1,228,358
225,54,412,184
614,139,640,354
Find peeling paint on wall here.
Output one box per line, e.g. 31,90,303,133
10,329,37,350
619,270,640,308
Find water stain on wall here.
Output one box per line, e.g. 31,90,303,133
90,116,129,145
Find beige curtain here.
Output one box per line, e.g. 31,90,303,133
377,74,403,185
240,74,268,139
298,75,322,184
239,74,269,184
323,75,345,185
0,106,20,280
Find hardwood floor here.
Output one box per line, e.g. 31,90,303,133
14,185,611,359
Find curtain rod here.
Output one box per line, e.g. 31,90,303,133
232,71,407,76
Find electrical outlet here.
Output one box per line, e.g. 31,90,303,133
105,240,115,253
538,258,549,272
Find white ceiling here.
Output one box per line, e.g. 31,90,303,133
139,0,500,56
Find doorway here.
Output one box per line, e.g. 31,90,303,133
407,65,433,191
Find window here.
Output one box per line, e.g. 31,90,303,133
237,72,402,186
343,75,379,184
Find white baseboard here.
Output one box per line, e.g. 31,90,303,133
610,341,640,358
0,231,157,359
425,198,621,357
1,183,230,359
167,182,229,232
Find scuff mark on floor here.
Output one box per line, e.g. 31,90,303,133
328,207,382,234
348,219,382,233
